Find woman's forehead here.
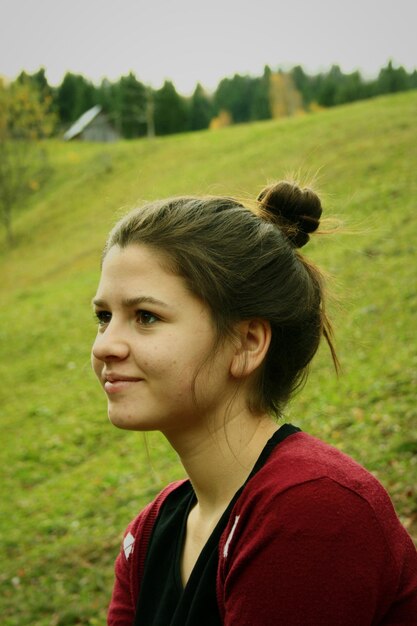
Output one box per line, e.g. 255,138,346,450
97,244,206,311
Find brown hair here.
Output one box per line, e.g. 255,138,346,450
103,180,337,417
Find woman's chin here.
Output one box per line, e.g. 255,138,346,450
107,408,157,432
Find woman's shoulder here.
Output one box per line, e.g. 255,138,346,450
234,430,412,554
221,428,417,560
253,430,391,505
218,432,417,624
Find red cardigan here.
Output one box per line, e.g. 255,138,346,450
108,432,417,625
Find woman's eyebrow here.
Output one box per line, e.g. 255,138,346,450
122,296,170,309
92,296,170,309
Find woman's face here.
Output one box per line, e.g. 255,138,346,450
91,244,237,435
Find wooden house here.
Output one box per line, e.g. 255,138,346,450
63,105,120,142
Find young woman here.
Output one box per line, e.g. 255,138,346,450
91,181,417,625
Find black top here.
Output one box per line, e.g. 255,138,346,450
134,424,301,626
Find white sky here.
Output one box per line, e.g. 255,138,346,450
0,0,416,94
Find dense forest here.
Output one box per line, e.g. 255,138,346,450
3,61,417,138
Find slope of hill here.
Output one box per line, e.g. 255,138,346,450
1,91,416,624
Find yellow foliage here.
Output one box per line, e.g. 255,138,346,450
28,179,40,191
0,78,54,245
309,101,326,113
269,72,304,119
209,109,233,130
0,79,55,140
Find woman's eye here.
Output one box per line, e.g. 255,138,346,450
95,310,112,326
137,310,158,325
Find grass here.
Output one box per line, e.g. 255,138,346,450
1,91,416,624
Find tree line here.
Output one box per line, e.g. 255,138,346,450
10,61,417,138
1,60,416,246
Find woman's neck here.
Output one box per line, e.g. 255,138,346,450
164,409,278,516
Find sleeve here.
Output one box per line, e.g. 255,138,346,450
218,478,401,626
107,521,139,626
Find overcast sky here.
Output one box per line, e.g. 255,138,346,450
1,0,415,94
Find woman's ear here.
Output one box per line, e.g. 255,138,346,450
230,319,271,379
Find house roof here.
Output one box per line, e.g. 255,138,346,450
63,105,102,140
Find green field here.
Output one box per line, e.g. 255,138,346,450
1,91,416,624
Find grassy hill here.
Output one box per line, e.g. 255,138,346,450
1,91,416,624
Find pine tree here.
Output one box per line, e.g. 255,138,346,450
154,81,188,135
117,73,147,138
376,61,410,94
189,83,213,131
56,73,97,126
250,66,272,121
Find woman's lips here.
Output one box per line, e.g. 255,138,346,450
104,376,143,394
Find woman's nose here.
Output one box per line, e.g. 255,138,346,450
92,323,130,362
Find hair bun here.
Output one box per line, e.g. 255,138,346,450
257,181,322,248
